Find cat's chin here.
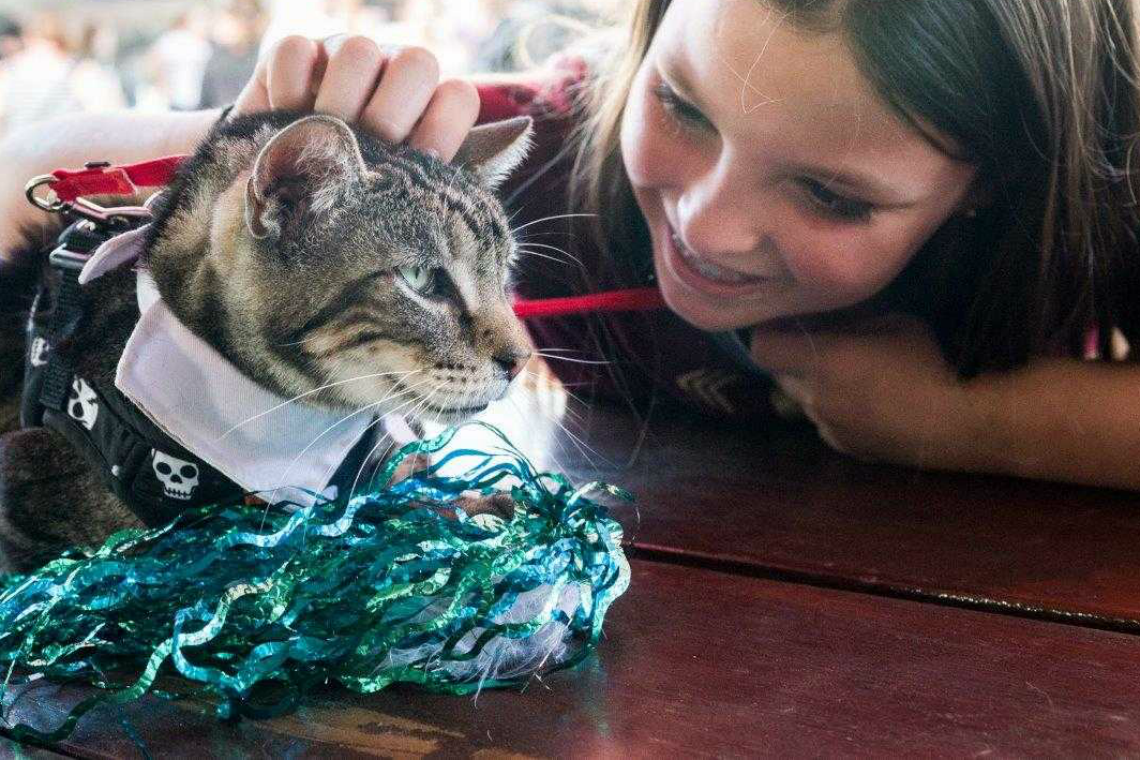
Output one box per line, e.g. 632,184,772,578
414,401,491,426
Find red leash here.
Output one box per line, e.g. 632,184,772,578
41,156,187,203
32,157,666,318
512,287,665,317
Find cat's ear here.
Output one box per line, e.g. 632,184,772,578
245,115,366,240
452,116,534,190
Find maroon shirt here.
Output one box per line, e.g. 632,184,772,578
476,65,778,422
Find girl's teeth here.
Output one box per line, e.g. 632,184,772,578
672,233,752,284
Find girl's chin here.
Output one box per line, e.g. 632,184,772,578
657,283,745,330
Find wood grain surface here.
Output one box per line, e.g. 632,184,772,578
530,401,1140,629
6,560,1140,758
7,389,1140,757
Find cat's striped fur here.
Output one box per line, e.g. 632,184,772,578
0,110,534,570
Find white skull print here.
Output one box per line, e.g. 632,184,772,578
30,337,50,367
67,378,99,431
151,450,200,500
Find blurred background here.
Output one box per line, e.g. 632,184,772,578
0,0,622,137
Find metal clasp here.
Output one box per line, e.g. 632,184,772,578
25,174,64,212
25,171,153,227
67,197,152,227
48,245,91,271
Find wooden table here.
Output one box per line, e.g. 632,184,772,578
4,387,1140,758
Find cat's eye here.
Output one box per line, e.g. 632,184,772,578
398,265,437,295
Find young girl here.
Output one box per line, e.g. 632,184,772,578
3,0,1140,490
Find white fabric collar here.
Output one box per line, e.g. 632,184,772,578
80,225,414,505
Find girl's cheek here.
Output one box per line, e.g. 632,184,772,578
779,232,906,305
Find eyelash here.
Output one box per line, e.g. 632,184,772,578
799,179,875,223
653,82,710,130
652,81,876,224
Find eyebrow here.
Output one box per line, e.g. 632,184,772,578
659,58,922,208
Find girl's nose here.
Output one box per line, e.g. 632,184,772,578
675,166,764,261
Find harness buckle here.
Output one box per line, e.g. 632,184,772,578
48,245,91,272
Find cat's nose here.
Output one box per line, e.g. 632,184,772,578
494,349,531,381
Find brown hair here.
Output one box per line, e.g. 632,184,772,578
570,0,1140,376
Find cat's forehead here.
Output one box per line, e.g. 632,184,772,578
354,147,513,252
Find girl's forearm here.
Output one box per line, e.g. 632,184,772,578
972,358,1140,491
0,108,223,256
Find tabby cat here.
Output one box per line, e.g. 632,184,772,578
0,110,535,571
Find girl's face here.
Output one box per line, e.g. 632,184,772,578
620,0,980,330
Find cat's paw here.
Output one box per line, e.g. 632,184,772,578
454,492,516,521
385,453,432,486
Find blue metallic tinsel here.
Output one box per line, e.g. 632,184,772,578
0,423,631,744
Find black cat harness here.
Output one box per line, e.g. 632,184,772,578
22,168,387,527
20,158,671,528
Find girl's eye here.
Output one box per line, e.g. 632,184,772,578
652,82,711,131
398,265,438,295
800,178,875,223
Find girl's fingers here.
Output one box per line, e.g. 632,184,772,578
232,53,270,115
407,78,481,161
233,35,318,116
313,35,385,123
231,36,471,160
359,46,441,144
266,35,320,111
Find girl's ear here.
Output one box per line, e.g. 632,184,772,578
245,115,366,240
959,176,995,218
452,116,534,190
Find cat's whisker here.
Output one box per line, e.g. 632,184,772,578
444,161,465,197
273,335,324,347
533,351,612,366
264,397,395,513
514,242,583,268
270,391,428,529
519,369,584,425
511,212,597,236
218,370,420,440
326,379,438,504
507,204,529,227
514,229,575,241
267,375,432,504
348,385,440,503
514,248,573,267
542,408,607,471
504,391,603,473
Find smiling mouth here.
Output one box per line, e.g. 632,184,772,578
670,232,769,285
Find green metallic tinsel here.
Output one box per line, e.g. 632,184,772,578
0,423,631,744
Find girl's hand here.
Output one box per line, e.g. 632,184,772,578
231,35,480,162
750,315,991,472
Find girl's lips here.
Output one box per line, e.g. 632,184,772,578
662,225,781,298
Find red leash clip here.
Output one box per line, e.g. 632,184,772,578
25,156,187,214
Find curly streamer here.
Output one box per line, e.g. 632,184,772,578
0,423,632,744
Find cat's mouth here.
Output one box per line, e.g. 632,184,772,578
384,377,497,423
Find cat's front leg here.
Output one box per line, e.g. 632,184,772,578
377,420,516,521
453,491,516,520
